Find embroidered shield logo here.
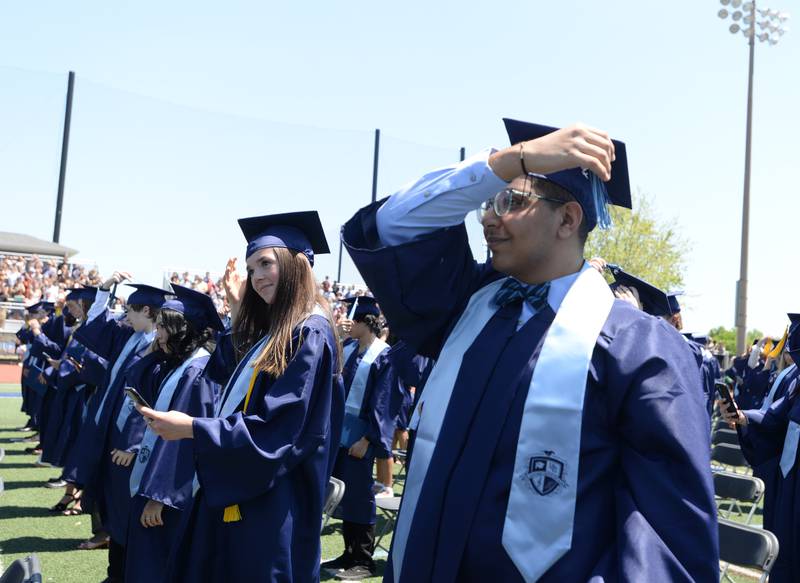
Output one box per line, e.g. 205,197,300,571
527,451,567,496
138,446,150,464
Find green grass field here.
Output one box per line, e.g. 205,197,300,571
0,390,390,582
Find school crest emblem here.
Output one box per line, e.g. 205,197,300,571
526,451,568,496
138,446,150,464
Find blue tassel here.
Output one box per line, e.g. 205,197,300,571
589,173,613,230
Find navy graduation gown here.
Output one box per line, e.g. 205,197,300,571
125,356,218,583
332,340,395,525
342,201,719,583
68,309,143,494
168,314,344,583
101,350,168,545
40,334,90,467
386,341,429,431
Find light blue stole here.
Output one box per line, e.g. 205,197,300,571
129,347,209,496
760,363,796,413
340,337,389,448
393,265,613,583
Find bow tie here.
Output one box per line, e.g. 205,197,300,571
493,278,551,312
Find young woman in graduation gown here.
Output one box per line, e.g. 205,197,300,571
342,119,719,582
140,211,344,583
323,298,395,579
723,324,800,583
124,284,220,583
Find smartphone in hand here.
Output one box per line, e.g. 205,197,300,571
124,387,153,411
715,380,738,414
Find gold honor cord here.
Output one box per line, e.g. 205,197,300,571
222,367,260,523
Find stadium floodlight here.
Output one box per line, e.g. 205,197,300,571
716,0,790,354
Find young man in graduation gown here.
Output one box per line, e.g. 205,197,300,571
73,275,170,579
39,288,98,470
324,296,396,580
342,119,719,582
25,300,71,460
723,314,800,582
16,301,55,436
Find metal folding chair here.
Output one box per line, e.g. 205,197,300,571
718,518,779,583
0,554,42,583
374,496,401,555
711,444,750,473
713,471,764,524
712,429,741,448
321,477,345,532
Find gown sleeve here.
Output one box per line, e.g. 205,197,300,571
192,322,338,508
73,308,133,361
343,201,496,358
363,352,396,457
78,350,108,387
605,315,719,582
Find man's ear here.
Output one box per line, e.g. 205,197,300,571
557,201,584,239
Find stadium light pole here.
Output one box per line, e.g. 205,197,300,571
53,71,75,244
718,0,789,354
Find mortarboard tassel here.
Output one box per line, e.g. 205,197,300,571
589,173,613,230
768,328,789,359
221,367,261,524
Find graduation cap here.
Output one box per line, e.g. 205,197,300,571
607,265,671,317
163,284,224,332
667,291,684,315
25,301,54,314
125,284,171,308
694,335,709,346
237,211,330,267
787,313,800,354
503,118,631,232
342,296,381,319
682,332,696,342
65,287,97,302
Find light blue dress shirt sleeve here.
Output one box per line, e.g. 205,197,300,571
375,148,509,246
86,289,111,322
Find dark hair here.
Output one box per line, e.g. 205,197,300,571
354,313,383,336
232,247,342,376
128,304,160,323
530,176,590,243
157,308,214,366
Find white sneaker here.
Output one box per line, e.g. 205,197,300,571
374,486,394,498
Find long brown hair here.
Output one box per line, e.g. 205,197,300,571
232,247,341,377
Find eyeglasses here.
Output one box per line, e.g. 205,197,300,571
477,187,566,222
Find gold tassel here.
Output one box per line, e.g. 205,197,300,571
768,327,789,359
223,504,242,523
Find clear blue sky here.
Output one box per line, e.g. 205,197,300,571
1,0,798,337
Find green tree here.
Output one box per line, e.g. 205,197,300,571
585,190,689,291
708,326,764,355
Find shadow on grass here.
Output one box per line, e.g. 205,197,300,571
0,536,86,554
0,505,53,519
1,462,43,469
0,480,51,491
2,449,36,456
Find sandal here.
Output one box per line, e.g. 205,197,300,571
63,502,83,516
49,494,77,513
78,535,110,550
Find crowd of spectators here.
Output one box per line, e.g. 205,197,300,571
0,254,370,329
0,254,102,318
166,270,369,323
